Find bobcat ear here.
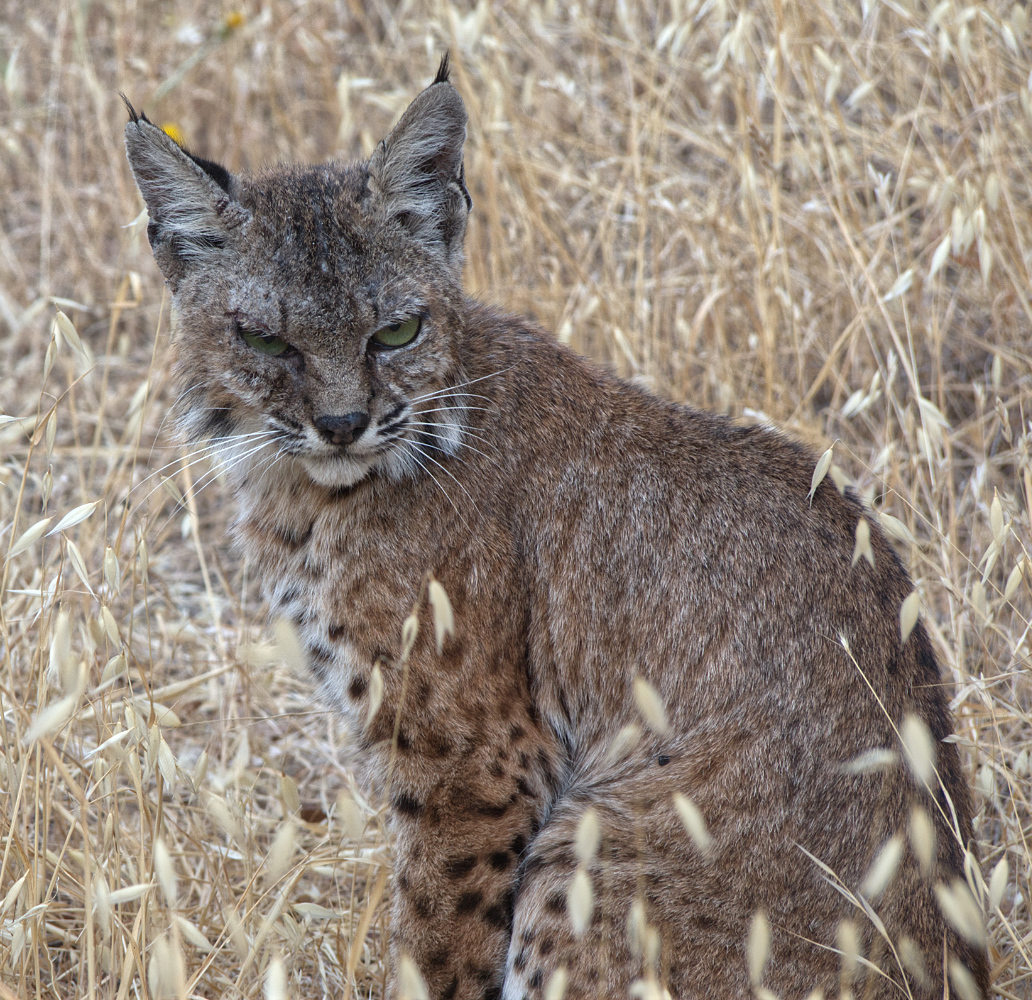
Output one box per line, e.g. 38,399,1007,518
123,99,249,286
367,59,472,274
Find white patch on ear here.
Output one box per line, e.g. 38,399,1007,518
124,120,249,264
368,81,471,267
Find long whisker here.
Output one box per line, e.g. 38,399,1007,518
404,420,495,446
409,390,496,406
415,435,504,472
129,430,276,502
405,424,503,469
189,434,286,498
412,404,493,416
402,440,464,522
148,435,285,537
408,365,516,404
408,441,481,517
137,433,280,511
147,383,204,463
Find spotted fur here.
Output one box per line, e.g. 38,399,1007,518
124,63,988,999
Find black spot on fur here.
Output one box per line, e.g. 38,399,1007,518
393,793,423,818
488,851,511,871
441,977,458,1000
202,407,234,437
657,754,671,766
397,729,412,751
427,733,453,758
545,891,565,914
348,675,367,699
538,936,555,956
474,797,514,818
307,641,331,661
509,724,525,742
456,890,482,913
513,949,527,972
488,761,505,778
328,623,347,641
483,987,502,1000
273,520,314,550
411,895,433,919
483,888,514,931
528,970,543,989
516,777,533,796
445,855,477,879
510,833,526,856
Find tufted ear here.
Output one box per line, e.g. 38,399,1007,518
122,99,249,288
367,57,473,275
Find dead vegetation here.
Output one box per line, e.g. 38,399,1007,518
0,0,1030,996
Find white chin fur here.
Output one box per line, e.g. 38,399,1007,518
300,453,375,488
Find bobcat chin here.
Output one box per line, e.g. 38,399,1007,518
125,57,988,1000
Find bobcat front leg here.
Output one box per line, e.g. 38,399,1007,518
384,691,560,1000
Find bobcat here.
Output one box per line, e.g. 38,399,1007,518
124,59,989,1000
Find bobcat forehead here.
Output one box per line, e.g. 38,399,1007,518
124,59,987,1000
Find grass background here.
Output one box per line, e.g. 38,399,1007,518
1,0,1031,996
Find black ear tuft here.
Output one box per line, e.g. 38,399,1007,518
433,53,451,86
185,151,233,196
120,95,154,127
120,94,140,124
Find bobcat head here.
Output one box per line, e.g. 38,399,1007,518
124,59,474,489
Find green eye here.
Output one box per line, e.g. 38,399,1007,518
241,328,293,357
372,315,422,349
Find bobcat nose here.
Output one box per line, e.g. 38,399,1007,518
315,412,369,446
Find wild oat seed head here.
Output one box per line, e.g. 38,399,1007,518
427,578,455,654
575,807,601,865
336,790,367,842
807,447,833,505
398,953,430,1000
632,676,669,735
989,855,1009,910
948,959,981,1000
544,967,569,1000
835,919,859,977
265,954,288,1000
273,618,307,674
909,806,936,878
154,837,177,907
934,879,986,947
366,663,384,727
606,722,642,762
851,517,874,568
898,936,929,988
747,909,770,986
899,591,921,644
267,818,297,885
900,714,936,787
860,834,903,902
568,867,594,937
672,792,712,854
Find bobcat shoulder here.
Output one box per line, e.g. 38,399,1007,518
124,60,988,1000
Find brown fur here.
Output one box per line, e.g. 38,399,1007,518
124,65,989,999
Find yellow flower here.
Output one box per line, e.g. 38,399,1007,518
224,11,245,31
161,123,186,147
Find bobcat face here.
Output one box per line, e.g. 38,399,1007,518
125,66,472,490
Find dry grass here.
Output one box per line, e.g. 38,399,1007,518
0,0,1030,996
